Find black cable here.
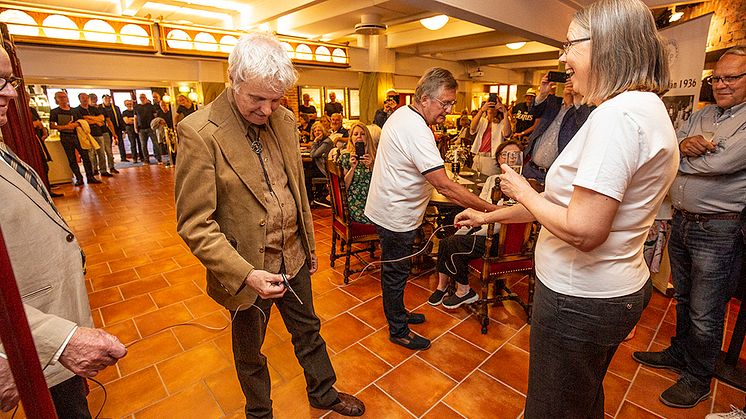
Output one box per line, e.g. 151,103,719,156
10,405,17,419
89,377,106,419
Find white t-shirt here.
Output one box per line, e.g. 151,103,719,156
536,91,679,298
365,106,444,232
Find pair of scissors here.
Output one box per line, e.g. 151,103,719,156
280,273,303,305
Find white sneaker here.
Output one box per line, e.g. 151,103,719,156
706,405,746,419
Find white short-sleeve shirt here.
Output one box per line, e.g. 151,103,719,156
536,91,679,298
365,106,444,232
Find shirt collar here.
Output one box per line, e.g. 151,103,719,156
717,100,746,119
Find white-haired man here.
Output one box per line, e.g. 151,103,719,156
174,32,364,418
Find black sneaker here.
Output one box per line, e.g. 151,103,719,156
74,179,84,186
87,178,102,184
442,289,478,309
389,331,430,350
660,377,711,408
428,289,448,306
110,168,120,174
100,172,114,177
632,350,685,373
50,191,64,198
406,312,425,324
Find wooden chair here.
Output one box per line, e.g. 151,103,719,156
326,159,378,284
466,183,541,333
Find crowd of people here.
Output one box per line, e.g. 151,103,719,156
2,0,744,417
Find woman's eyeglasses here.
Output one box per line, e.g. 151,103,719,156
561,37,591,55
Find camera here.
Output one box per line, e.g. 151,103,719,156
488,93,498,104
354,141,366,159
548,71,568,83
387,94,400,104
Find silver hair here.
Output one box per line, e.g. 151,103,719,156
721,45,746,58
414,67,458,103
572,0,669,104
228,32,298,94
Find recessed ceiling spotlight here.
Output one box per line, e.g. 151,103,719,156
420,15,449,31
506,42,527,50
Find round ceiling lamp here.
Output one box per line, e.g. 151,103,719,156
420,15,449,31
506,42,527,50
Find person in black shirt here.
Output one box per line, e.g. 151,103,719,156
102,94,127,162
298,93,317,119
156,100,173,129
324,92,343,117
175,94,196,126
77,93,114,176
511,88,538,145
134,93,161,164
121,99,143,163
29,106,62,197
48,91,99,186
373,97,397,128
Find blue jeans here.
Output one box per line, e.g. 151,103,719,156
138,128,161,163
525,279,651,418
665,211,743,385
375,224,418,338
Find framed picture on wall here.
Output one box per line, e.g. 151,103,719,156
347,88,360,119
298,86,323,117
324,87,346,116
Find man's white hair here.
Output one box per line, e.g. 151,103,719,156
228,32,297,94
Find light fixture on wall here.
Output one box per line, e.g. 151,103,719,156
505,42,527,50
669,7,683,22
162,94,171,103
420,15,448,31
187,91,199,102
178,85,190,93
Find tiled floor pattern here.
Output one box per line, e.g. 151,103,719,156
4,164,744,418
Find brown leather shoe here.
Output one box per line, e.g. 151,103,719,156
311,393,365,416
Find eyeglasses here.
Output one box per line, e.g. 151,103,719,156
561,37,591,55
0,76,22,91
433,97,457,111
706,72,746,86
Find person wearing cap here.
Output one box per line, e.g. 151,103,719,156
511,88,538,143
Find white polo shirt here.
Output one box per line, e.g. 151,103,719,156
536,91,679,298
365,106,444,232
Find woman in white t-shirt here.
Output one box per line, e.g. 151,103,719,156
454,0,679,417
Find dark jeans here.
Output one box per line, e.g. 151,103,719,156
437,233,499,285
59,135,94,181
231,265,338,418
375,224,418,338
665,211,743,385
525,279,651,419
50,375,91,419
125,125,143,161
138,128,161,163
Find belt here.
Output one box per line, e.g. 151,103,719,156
674,209,740,221
529,161,548,173
476,152,492,157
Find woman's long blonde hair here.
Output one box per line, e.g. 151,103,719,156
345,122,378,164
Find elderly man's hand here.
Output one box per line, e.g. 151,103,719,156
59,328,127,378
245,270,288,299
679,135,716,157
0,358,19,412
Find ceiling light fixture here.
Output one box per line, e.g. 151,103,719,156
669,7,683,22
505,42,527,50
420,15,448,31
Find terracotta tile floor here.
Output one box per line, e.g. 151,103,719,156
4,164,745,418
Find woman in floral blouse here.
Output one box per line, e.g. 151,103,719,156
338,122,378,224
